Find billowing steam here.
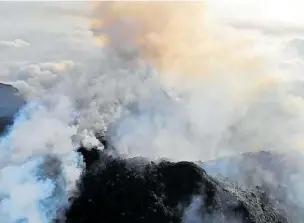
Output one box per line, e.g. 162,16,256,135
89,1,304,159
1,0,304,222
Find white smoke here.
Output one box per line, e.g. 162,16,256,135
0,94,82,222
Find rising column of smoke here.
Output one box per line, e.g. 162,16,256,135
89,1,304,160
90,1,262,77
0,29,179,223
4,0,304,170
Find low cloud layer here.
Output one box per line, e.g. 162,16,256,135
0,39,29,48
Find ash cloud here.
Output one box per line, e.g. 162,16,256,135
87,1,304,161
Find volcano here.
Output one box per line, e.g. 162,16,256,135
58,140,293,223
0,82,302,223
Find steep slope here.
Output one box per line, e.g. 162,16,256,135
0,83,25,135
202,151,304,222
60,145,288,223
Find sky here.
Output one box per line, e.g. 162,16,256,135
209,0,304,25
0,2,99,86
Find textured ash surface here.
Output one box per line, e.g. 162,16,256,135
60,145,288,223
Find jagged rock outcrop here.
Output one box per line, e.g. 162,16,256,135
61,145,288,223
0,83,25,135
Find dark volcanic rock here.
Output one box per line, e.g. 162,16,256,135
202,151,304,222
0,116,13,135
0,83,25,117
0,83,25,135
62,147,288,223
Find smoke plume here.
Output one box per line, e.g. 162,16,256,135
88,1,304,159
90,1,261,77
